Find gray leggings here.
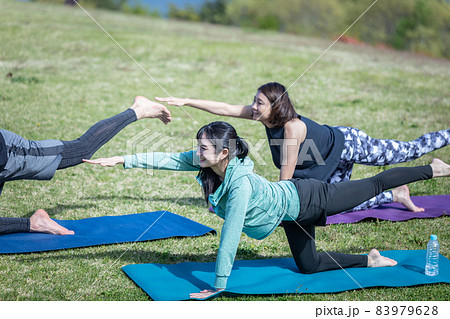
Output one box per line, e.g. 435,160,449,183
286,164,433,274
0,109,137,235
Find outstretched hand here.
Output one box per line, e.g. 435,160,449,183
82,156,125,167
189,289,224,300
155,96,188,107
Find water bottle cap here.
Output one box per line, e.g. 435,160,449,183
430,235,437,240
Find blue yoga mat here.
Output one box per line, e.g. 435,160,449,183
0,211,215,254
122,250,450,301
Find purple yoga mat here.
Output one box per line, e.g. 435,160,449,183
327,195,449,225
207,195,449,225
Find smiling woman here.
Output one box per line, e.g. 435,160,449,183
156,82,450,213
84,108,450,299
196,121,249,204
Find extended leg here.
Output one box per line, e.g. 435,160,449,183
57,109,137,169
336,126,450,166
58,96,171,169
0,97,171,185
331,126,450,212
327,160,395,212
324,165,433,215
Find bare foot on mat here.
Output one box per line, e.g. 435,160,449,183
367,249,397,268
392,185,424,212
30,209,74,235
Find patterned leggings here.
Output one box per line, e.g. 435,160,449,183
328,127,450,212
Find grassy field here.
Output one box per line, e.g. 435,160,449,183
0,0,449,301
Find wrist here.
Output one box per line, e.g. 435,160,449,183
183,98,192,106
214,275,228,289
116,156,125,165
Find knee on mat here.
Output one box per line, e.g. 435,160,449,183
298,267,317,275
294,258,318,274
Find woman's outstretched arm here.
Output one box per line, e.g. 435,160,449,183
83,151,201,172
156,97,254,120
83,156,125,167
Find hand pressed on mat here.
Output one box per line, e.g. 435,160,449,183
190,288,224,299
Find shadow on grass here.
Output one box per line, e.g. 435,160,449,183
20,203,95,218
83,195,205,208
13,239,379,267
14,244,290,265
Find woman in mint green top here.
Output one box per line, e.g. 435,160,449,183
85,121,449,299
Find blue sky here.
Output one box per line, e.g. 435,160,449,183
133,0,206,15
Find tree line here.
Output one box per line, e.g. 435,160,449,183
169,0,450,59
31,0,450,59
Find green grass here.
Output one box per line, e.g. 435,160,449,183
0,0,449,301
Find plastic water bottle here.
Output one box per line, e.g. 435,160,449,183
425,235,439,276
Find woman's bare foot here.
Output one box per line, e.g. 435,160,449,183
29,209,74,235
392,185,424,212
430,158,450,178
367,249,397,267
131,96,172,124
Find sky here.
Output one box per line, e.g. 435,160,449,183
133,0,206,15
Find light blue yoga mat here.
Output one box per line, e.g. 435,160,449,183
122,250,450,301
0,211,216,254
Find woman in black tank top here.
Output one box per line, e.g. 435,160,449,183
156,82,449,213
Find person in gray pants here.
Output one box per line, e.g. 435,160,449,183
0,96,171,236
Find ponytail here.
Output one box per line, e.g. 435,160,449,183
235,136,249,160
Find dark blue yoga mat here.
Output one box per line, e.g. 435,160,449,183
122,250,450,301
0,211,215,254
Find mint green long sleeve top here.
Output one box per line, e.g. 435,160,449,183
123,151,301,289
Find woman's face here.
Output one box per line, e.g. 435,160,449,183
196,133,227,168
251,91,272,122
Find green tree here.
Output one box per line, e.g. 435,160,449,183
168,4,201,22
33,0,127,11
199,0,231,25
80,0,127,11
226,0,344,35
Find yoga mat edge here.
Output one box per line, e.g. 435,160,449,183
327,195,449,225
122,250,450,301
0,211,216,254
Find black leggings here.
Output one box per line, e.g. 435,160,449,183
284,165,433,274
0,217,29,235
57,108,136,169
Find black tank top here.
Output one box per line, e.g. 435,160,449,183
265,115,345,181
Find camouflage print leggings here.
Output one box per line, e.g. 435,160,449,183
327,127,450,212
